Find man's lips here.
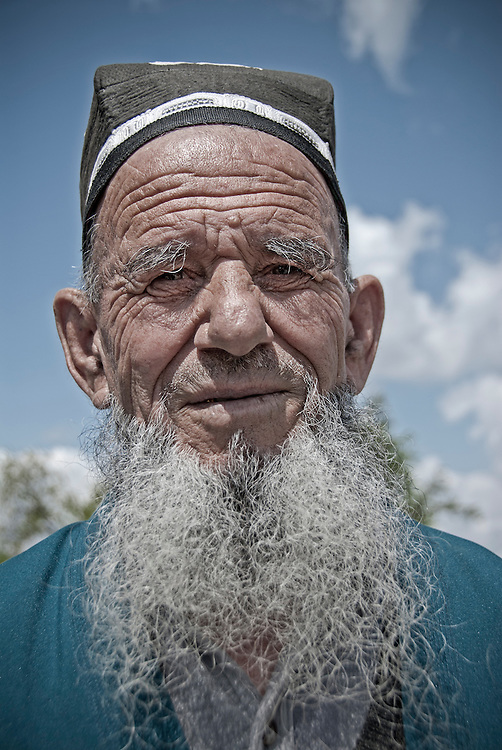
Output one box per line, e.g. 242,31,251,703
171,378,294,407
186,388,288,407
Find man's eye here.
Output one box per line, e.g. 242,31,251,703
257,263,314,290
150,269,185,285
145,269,185,295
271,264,302,275
157,269,184,281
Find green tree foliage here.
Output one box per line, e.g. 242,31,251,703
369,396,479,525
0,453,102,562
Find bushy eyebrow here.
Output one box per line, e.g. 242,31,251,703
264,237,334,272
120,236,334,280
122,241,190,278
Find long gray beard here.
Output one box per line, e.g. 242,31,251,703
83,388,436,738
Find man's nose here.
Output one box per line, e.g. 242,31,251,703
193,262,274,356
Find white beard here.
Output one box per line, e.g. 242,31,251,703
83,386,436,741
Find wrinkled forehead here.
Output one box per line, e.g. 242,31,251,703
104,124,337,203
96,125,340,258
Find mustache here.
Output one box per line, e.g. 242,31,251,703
162,346,310,400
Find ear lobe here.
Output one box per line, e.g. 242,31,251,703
345,275,385,394
53,288,111,409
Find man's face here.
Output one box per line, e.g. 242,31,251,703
58,126,382,460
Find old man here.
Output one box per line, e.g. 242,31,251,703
0,63,500,749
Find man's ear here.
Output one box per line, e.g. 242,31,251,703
345,275,385,394
53,288,111,408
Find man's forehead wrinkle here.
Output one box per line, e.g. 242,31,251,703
104,161,153,210
109,184,320,241
129,179,325,206
122,194,333,230
103,159,336,240
101,165,182,248
117,126,333,197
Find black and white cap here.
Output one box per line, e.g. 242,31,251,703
80,62,347,258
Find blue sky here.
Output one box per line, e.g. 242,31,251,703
1,0,501,553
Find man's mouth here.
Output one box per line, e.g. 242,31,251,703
194,391,285,406
177,380,292,408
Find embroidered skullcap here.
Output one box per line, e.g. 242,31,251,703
80,62,348,262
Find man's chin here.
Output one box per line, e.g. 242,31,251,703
158,388,305,462
170,420,301,465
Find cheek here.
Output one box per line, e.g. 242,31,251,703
133,310,195,373
266,290,349,389
101,303,196,401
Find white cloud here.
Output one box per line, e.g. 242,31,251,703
348,203,502,382
341,0,422,90
441,375,502,470
40,447,96,502
414,454,502,557
0,446,95,502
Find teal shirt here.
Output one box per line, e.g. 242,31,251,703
0,520,500,749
